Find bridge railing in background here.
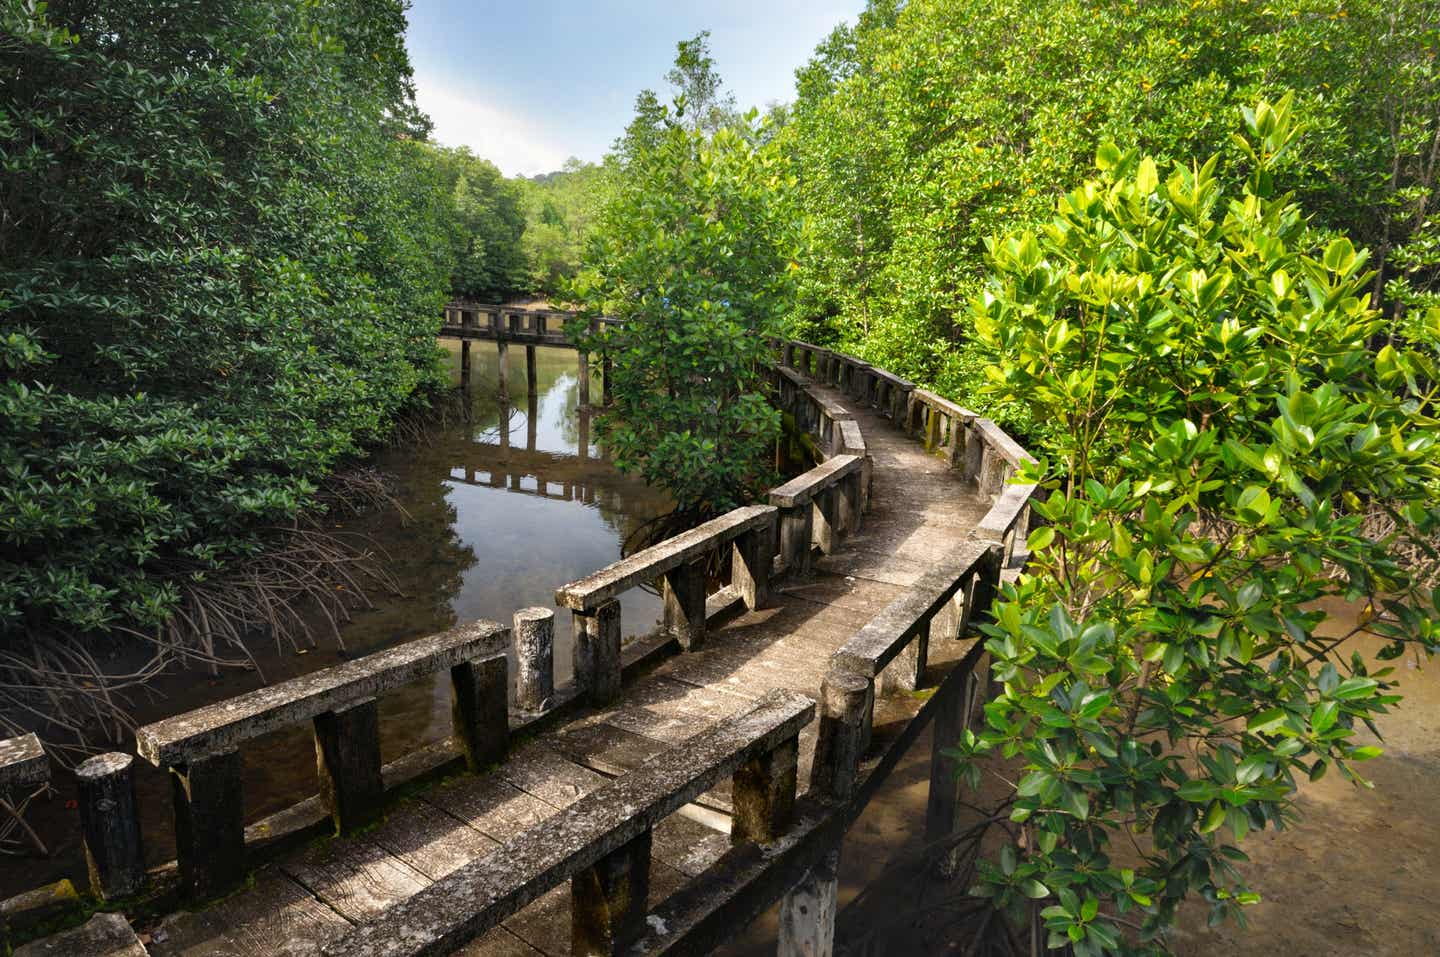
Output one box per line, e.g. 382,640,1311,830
133,621,510,900
322,689,816,957
768,455,864,577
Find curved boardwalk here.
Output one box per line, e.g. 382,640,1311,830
130,374,990,957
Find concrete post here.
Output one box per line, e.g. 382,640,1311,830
451,652,509,772
526,344,538,397
76,753,146,900
779,502,814,575
814,487,839,556
732,735,798,845
571,828,652,956
574,600,622,706
314,697,385,833
777,847,840,957
731,522,773,610
513,607,555,712
497,339,510,395
809,670,870,801
663,557,707,651
170,748,245,900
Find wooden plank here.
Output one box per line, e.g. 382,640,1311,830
148,869,349,957
137,621,508,765
0,732,46,788
369,799,499,881
283,836,430,923
555,505,775,611
651,813,730,878
500,743,608,810
550,723,668,777
424,777,556,844
14,914,145,957
454,928,547,957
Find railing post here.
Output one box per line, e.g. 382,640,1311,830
924,406,941,452
451,650,509,772
778,847,840,957
571,828,652,956
926,666,982,877
496,338,510,395
663,557,708,651
76,753,146,900
779,501,814,576
946,414,965,468
838,469,860,536
170,748,245,900
883,623,928,693
732,521,773,610
513,607,556,712
732,735,798,845
574,599,622,705
314,697,385,833
809,670,870,801
893,384,912,426
783,341,796,368
814,486,839,555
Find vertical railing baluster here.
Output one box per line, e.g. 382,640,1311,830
314,697,385,833
663,557,707,651
170,748,245,900
451,649,509,772
573,600,622,705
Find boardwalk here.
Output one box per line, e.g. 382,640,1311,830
3,326,1037,957
137,374,991,957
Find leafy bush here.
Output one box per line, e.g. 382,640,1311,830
0,1,447,641
953,98,1440,954
779,0,1440,443
567,110,799,513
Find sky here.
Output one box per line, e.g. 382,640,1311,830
405,1,866,177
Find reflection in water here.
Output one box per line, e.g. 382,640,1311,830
5,343,670,895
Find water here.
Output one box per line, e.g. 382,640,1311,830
5,342,670,896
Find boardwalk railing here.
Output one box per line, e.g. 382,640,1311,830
768,455,864,576
555,505,777,679
133,621,510,899
321,689,816,957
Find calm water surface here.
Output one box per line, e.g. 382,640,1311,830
8,342,669,894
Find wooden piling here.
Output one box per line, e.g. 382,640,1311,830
497,339,510,395
601,355,612,406
578,350,590,407
574,599,622,706
731,736,798,845
459,340,471,389
571,829,652,956
450,651,509,772
513,607,555,712
809,670,870,802
170,748,245,900
75,753,146,900
778,847,840,957
526,344,537,397
926,668,979,877
663,558,708,651
314,698,385,834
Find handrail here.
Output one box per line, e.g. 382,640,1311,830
132,620,510,899
552,504,776,707
321,689,816,957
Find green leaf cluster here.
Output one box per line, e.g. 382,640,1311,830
777,0,1440,444
565,107,801,513
953,97,1440,953
0,0,450,638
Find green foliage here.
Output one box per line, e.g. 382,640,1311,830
516,159,612,293
567,109,800,513
424,144,531,300
954,99,1440,953
779,0,1440,443
0,0,448,638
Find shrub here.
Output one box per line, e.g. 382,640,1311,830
954,97,1440,954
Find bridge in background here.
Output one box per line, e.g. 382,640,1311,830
0,316,1036,957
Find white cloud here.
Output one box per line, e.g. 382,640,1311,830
414,71,575,177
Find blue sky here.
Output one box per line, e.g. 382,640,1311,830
405,1,866,176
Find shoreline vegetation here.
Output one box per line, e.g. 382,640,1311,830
5,1,1440,953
